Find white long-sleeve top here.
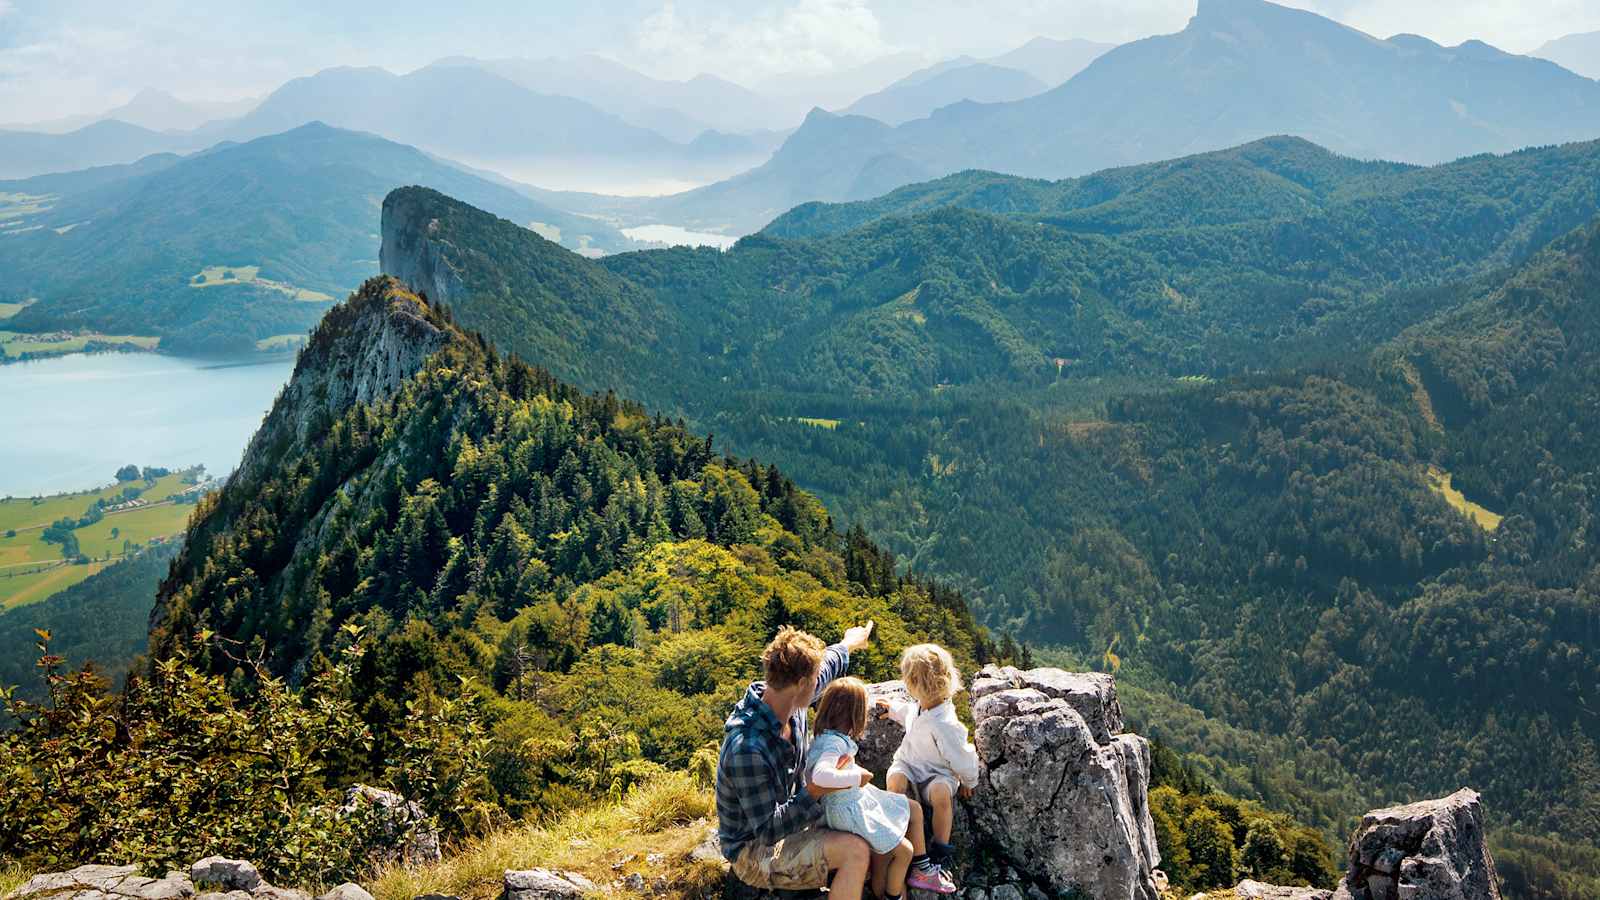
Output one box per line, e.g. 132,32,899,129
809,747,872,788
886,698,981,788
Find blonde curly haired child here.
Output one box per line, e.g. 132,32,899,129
877,643,979,891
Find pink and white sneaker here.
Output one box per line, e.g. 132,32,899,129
906,866,958,894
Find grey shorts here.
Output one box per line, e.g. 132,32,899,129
886,762,961,803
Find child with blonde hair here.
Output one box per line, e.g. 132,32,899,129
878,643,979,891
806,677,951,897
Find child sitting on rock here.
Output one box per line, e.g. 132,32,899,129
877,643,979,891
806,677,952,898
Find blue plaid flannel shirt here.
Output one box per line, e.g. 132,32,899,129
715,643,851,862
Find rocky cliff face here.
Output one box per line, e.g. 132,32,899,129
378,190,466,308
853,666,1160,900
1332,789,1500,900
232,277,448,488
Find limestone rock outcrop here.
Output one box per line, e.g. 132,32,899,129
341,784,443,866
5,865,195,900
189,859,261,894
856,666,1160,900
501,869,596,900
379,192,466,309
1332,789,1500,900
1234,879,1334,899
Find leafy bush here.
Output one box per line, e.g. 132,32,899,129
0,630,373,882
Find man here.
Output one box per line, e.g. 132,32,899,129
717,620,877,898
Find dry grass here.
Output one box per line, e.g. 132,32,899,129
1,861,33,897
1426,465,1503,531
369,775,723,900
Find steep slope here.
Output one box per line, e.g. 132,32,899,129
150,274,993,798
841,61,1048,126
647,0,1600,232
0,124,636,352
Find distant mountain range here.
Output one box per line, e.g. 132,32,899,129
627,0,1600,234
841,61,1047,125
2,88,258,135
0,123,637,352
1534,30,1600,80
431,54,787,141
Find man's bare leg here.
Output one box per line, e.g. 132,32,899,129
869,849,890,899
823,831,871,900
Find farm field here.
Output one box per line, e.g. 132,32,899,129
75,502,193,557
0,471,198,608
256,333,309,351
0,558,112,610
0,330,160,358
190,264,333,302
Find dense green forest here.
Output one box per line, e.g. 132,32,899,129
150,277,995,805
5,278,1338,895
377,143,1600,896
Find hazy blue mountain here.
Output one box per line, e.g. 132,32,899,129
2,88,258,136
224,65,677,160
841,61,1047,125
638,0,1600,235
0,123,637,352
1533,30,1600,79
0,120,205,180
435,54,784,139
986,36,1116,87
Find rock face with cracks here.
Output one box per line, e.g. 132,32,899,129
855,666,1161,900
1332,789,1500,900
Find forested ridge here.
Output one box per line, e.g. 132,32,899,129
377,140,1600,896
148,277,995,812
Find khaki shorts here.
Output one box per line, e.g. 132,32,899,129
886,762,961,803
732,827,831,889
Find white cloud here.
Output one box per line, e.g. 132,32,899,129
630,0,897,80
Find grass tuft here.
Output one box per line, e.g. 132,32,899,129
368,775,722,900
1,861,33,897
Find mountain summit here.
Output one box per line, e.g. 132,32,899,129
651,0,1600,233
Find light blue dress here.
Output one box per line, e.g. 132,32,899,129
805,729,912,855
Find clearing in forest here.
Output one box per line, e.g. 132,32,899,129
1426,466,1502,531
190,265,334,302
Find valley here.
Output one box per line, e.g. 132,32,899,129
4,3,1600,898
0,468,200,609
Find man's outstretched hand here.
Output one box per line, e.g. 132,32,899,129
842,620,875,652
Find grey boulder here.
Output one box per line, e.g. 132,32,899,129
6,865,195,900
1235,879,1334,899
188,860,261,895
966,665,1161,900
501,870,595,900
1333,788,1500,900
314,885,373,900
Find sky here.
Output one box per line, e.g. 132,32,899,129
2,0,1600,123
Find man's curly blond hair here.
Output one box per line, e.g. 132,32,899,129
899,643,962,706
763,626,826,690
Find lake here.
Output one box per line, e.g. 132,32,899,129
0,351,297,498
621,224,740,250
